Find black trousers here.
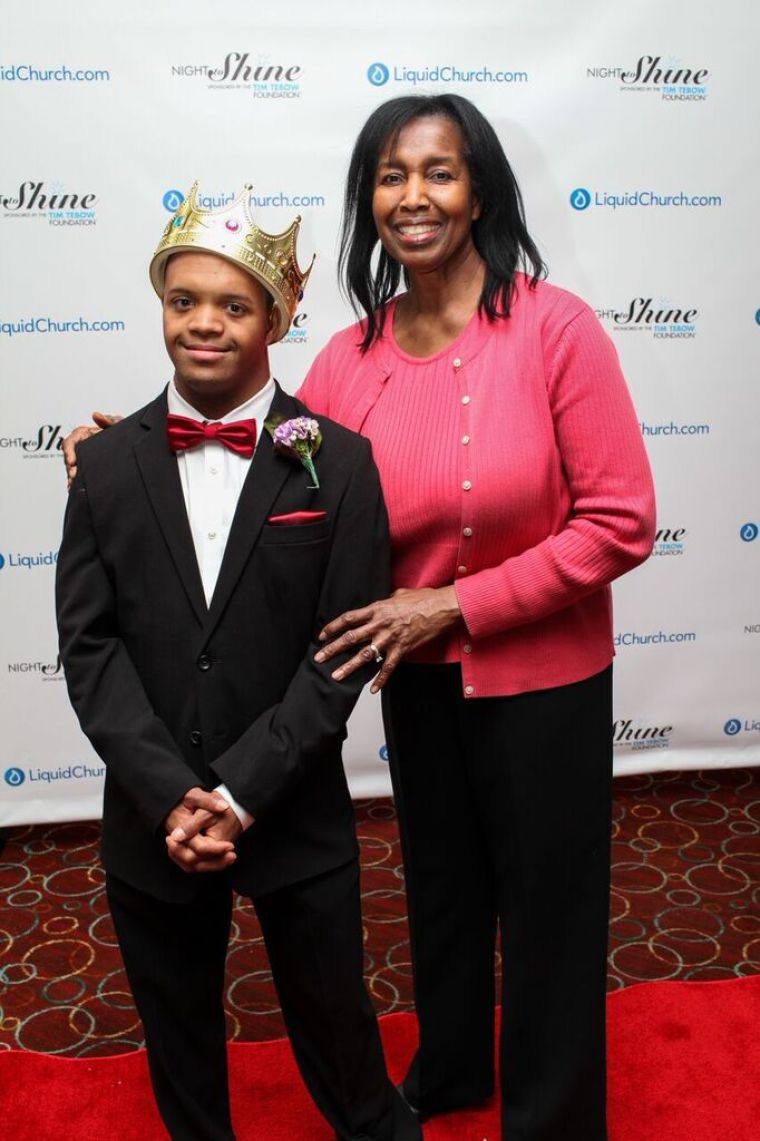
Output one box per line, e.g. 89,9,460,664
383,663,613,1141
107,859,420,1141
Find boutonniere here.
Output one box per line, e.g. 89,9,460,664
265,414,322,489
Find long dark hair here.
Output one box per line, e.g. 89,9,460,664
339,93,546,351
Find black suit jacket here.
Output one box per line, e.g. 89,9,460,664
56,384,390,903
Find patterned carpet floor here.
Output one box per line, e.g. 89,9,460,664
1,767,758,1057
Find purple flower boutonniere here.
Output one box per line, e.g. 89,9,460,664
265,415,322,489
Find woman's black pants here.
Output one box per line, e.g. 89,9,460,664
383,663,613,1141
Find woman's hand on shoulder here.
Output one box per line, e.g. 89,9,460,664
315,585,462,692
64,412,122,488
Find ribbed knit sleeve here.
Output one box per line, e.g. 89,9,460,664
454,304,656,639
297,323,371,426
297,343,334,416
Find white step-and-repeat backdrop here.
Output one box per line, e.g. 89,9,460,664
2,1,758,824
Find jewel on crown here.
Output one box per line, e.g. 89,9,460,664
149,182,314,338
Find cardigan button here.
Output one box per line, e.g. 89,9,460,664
461,395,470,405
465,685,475,696
463,644,473,654
462,526,473,537
457,565,468,575
461,435,470,445
462,480,472,491
453,357,462,368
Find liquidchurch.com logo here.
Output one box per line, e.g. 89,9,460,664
368,62,390,86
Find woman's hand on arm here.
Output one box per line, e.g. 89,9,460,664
314,585,462,693
64,412,122,488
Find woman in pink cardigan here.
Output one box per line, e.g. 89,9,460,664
309,95,655,1141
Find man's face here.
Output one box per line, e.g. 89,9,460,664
162,251,281,416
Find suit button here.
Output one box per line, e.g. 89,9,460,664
189,730,202,746
197,654,211,671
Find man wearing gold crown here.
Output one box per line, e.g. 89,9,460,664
55,185,421,1141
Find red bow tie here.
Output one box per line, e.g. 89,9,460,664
166,413,258,458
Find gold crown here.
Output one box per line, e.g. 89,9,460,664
149,182,314,339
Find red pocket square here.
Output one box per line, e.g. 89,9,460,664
266,510,328,526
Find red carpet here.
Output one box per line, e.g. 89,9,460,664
1,974,758,1140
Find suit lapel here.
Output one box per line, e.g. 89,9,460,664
133,391,207,626
202,384,301,639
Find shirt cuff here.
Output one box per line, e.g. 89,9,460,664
214,783,255,831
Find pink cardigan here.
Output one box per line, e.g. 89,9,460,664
298,276,655,698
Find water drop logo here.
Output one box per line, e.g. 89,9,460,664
740,522,759,542
367,62,390,87
4,767,25,787
162,189,185,213
379,744,389,762
570,187,592,211
724,719,742,736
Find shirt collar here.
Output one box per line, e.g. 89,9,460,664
167,376,276,424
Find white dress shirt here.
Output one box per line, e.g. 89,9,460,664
167,377,276,830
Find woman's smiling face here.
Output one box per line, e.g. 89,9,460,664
372,114,481,278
